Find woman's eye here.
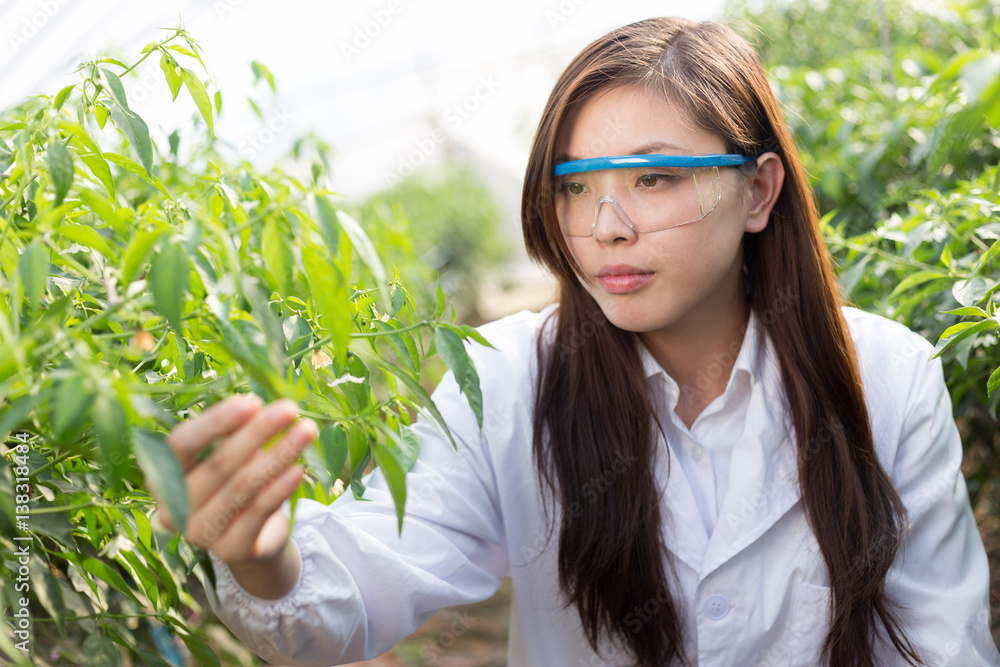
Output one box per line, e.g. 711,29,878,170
637,174,663,187
562,182,585,195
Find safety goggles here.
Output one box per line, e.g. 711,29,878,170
552,154,756,237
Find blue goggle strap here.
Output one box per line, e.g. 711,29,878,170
553,153,756,177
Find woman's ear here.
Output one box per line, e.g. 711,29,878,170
745,152,784,233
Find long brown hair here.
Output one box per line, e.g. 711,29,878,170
521,17,922,667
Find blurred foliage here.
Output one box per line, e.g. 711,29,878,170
728,0,1000,512
356,163,508,322
731,0,1000,235
0,27,487,666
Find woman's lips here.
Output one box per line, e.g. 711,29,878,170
596,265,655,294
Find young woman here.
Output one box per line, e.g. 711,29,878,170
160,17,999,667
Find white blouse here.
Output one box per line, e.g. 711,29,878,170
208,305,1000,666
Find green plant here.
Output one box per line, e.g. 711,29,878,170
0,26,487,665
826,165,1000,497
729,0,1000,235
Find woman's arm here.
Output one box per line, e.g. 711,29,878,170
882,345,999,665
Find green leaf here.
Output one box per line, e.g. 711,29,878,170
103,151,169,197
101,68,154,175
122,229,163,285
18,239,48,313
251,60,277,92
314,196,341,256
32,568,66,635
59,222,115,257
169,44,199,58
77,188,122,228
118,549,158,607
95,393,131,493
131,507,152,550
375,320,420,373
433,282,446,320
53,84,75,110
47,140,74,205
302,244,351,366
390,283,409,317
340,353,372,412
319,424,348,480
159,52,182,101
180,68,214,136
942,306,990,318
262,219,294,295
396,423,421,471
434,325,484,429
133,650,174,667
959,52,1000,105
151,239,190,332
372,442,407,531
53,374,91,439
93,104,109,129
453,324,495,349
133,430,189,533
81,556,140,605
935,318,998,357
953,277,989,306
375,358,457,449
988,365,1000,397
967,237,1000,281
941,320,980,339
0,135,12,173
214,90,223,114
82,634,121,667
79,153,115,198
179,632,221,667
837,254,870,296
337,209,388,305
347,425,369,474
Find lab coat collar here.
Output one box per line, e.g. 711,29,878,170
649,311,801,578
638,309,763,408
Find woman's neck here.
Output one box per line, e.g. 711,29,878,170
639,294,750,429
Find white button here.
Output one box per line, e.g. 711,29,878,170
703,594,730,620
690,444,705,461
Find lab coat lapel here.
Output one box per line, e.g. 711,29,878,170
699,366,802,580
658,439,711,574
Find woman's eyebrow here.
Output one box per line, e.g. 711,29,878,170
554,141,692,164
628,140,689,154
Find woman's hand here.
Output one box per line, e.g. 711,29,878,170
155,394,319,598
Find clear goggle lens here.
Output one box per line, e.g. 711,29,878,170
550,153,756,237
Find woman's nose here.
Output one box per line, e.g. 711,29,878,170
592,196,638,243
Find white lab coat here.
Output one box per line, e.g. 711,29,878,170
208,305,1000,666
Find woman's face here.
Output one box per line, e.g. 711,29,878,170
553,86,761,339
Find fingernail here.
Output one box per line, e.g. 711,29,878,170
268,399,298,424
298,418,319,442
234,393,263,415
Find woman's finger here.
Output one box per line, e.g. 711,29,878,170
167,394,264,471
185,417,316,548
185,399,300,510
205,465,303,563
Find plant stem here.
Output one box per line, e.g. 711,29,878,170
32,501,105,515
29,450,76,478
26,612,162,623
350,320,431,339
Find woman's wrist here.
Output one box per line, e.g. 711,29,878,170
225,538,302,600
